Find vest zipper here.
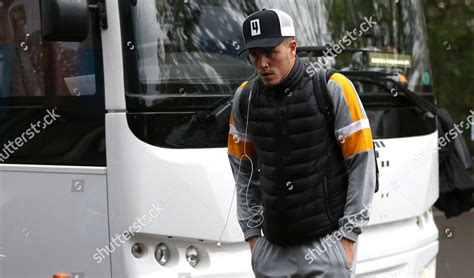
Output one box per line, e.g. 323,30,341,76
321,175,334,224
274,94,284,186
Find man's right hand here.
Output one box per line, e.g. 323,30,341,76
247,236,260,252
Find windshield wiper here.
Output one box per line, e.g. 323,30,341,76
195,96,232,124
340,71,437,117
196,73,258,124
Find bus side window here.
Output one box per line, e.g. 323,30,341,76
0,0,105,166
1,1,98,97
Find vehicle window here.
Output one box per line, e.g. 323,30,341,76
0,0,105,165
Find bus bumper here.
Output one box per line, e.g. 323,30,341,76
120,211,438,278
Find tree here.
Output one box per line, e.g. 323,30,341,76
424,0,474,171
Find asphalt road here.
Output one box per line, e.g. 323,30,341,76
434,208,474,278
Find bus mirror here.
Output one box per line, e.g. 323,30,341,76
40,0,90,42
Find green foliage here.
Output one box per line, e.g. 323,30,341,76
424,0,474,164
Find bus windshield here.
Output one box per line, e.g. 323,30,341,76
122,0,432,101
119,0,435,148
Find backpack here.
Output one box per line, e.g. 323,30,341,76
312,69,380,193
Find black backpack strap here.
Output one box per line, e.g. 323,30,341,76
312,69,379,193
311,70,331,172
238,78,257,123
313,69,337,141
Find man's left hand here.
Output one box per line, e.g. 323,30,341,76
340,238,355,266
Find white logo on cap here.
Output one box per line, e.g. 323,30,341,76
250,19,261,36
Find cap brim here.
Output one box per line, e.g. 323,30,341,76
238,37,285,56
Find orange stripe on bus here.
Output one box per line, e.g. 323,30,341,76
340,128,374,159
227,133,255,159
330,73,364,122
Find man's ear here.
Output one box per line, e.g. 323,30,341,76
289,39,297,57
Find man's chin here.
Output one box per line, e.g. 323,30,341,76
260,76,280,86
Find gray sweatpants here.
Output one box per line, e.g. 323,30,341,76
251,234,358,277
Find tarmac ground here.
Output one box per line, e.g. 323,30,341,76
434,208,474,278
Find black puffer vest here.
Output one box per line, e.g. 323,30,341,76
240,58,349,246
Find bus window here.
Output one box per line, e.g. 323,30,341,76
0,0,105,166
119,0,436,148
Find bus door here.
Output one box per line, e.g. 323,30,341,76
0,1,110,277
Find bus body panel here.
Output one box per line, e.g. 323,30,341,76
105,113,439,277
102,0,126,111
0,165,110,278
106,112,242,277
371,132,439,225
357,210,438,276
105,113,242,243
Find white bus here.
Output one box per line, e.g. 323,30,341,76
0,0,438,277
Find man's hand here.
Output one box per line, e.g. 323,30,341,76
247,236,260,252
340,238,355,266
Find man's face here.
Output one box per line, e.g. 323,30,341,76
248,39,296,86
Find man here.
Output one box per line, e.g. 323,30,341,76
227,9,376,277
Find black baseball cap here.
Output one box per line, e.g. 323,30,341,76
239,9,296,56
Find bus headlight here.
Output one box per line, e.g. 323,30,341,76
185,245,200,267
131,242,146,258
154,243,170,266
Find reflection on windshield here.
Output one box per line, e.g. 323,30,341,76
128,0,431,97
0,0,98,97
122,0,435,148
131,0,254,95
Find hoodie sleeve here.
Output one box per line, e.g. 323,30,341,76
227,81,263,241
327,73,376,242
